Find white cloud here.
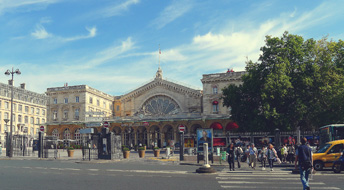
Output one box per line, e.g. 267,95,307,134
0,0,59,15
97,0,140,18
63,27,97,42
31,24,51,39
150,0,193,29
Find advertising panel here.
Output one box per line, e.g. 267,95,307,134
197,128,213,152
184,138,195,148
213,138,226,147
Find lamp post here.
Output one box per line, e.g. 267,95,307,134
5,68,21,157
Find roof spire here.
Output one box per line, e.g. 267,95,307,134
156,44,163,80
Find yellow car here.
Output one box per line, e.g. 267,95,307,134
313,139,344,171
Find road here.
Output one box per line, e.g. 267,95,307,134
0,159,343,190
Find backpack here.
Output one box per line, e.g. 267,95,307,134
281,147,284,155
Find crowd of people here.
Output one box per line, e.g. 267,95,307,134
225,138,314,190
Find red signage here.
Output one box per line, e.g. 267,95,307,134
143,122,149,126
103,121,109,128
178,125,185,132
40,126,44,132
213,138,226,147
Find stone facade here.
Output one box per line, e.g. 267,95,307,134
46,85,114,123
45,68,245,148
0,81,48,143
201,71,246,116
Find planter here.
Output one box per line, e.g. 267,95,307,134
144,146,146,150
67,150,74,157
139,150,145,158
154,149,160,157
123,151,130,159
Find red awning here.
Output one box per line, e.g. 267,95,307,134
210,122,223,130
226,122,239,131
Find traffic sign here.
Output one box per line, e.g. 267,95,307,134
40,126,44,132
178,125,185,132
103,121,109,128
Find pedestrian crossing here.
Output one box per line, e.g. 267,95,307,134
216,169,341,189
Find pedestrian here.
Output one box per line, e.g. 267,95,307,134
0,142,2,156
261,146,267,170
226,143,235,171
288,145,296,164
266,143,278,171
281,144,288,163
245,145,250,166
295,137,313,190
249,143,258,169
235,145,243,168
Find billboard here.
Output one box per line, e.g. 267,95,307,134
197,128,213,152
184,138,195,148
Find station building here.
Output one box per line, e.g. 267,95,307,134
45,68,246,148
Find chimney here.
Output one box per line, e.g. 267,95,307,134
20,83,26,89
8,79,13,86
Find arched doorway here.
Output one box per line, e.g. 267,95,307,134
124,127,134,148
137,126,147,146
210,122,224,135
113,127,121,135
52,129,60,139
163,125,174,147
74,128,81,145
190,124,202,135
149,125,160,148
63,128,71,140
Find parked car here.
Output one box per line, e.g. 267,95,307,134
333,151,344,173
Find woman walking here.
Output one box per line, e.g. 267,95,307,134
226,143,235,171
266,143,278,171
261,146,267,170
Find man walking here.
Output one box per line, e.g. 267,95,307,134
249,143,258,170
295,138,313,190
235,145,243,168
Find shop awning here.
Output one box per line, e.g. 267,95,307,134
210,122,223,130
225,122,239,131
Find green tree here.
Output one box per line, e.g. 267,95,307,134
223,32,344,132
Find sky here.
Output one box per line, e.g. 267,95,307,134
0,0,343,96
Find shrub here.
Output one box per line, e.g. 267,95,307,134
138,147,145,150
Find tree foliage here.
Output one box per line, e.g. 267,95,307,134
222,32,344,132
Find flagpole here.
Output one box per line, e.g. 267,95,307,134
159,44,161,68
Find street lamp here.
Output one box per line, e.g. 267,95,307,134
5,68,21,157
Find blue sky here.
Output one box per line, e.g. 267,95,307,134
0,0,343,95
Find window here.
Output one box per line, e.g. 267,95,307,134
89,97,93,104
30,117,34,124
13,104,16,111
0,100,2,108
42,118,45,123
18,105,22,112
53,98,57,104
42,109,45,116
75,109,79,120
4,112,9,119
212,86,218,94
0,111,1,120
5,102,9,110
25,106,29,113
25,116,28,123
75,129,81,145
64,98,68,104
103,102,106,108
18,115,22,123
97,100,100,106
31,107,34,114
63,110,68,119
328,144,344,154
36,108,40,115
36,118,39,124
212,104,219,113
30,127,34,135
116,106,119,111
76,96,79,103
53,110,57,120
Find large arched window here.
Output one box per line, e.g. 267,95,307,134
141,95,180,116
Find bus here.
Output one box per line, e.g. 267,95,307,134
319,124,344,146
